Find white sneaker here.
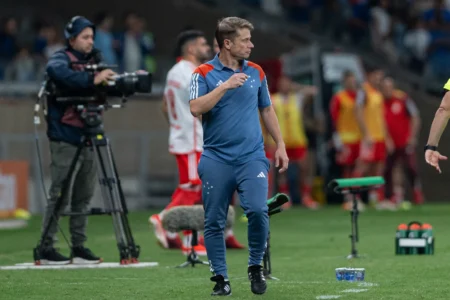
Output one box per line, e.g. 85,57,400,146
375,201,398,211
149,214,168,248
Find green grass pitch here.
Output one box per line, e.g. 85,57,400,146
1,204,450,299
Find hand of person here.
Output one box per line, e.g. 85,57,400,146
407,136,417,148
386,138,395,154
336,145,350,163
94,69,116,85
363,135,373,146
425,149,447,174
303,85,318,96
223,73,248,89
274,143,289,173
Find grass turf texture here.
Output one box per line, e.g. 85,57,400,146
1,204,450,299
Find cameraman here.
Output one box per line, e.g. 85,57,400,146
37,16,115,264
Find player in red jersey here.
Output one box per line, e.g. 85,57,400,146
382,77,424,206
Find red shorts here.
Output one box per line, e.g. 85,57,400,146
286,147,307,161
175,152,202,186
265,148,273,160
165,152,203,210
265,146,307,161
336,143,360,166
360,141,386,163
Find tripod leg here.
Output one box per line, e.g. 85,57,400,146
176,231,209,268
107,143,140,262
92,138,129,263
35,143,84,261
349,193,359,258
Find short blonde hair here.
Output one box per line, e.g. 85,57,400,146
215,17,254,49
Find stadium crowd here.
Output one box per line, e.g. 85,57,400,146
245,0,450,80
0,12,156,82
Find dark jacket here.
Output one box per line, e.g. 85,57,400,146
46,47,96,145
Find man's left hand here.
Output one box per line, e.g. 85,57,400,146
275,144,289,173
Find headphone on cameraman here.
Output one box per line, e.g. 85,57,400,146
64,16,95,40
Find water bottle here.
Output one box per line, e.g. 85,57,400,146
408,223,421,254
421,223,433,255
396,223,408,255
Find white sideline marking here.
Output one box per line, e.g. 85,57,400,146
0,262,158,270
316,296,341,299
341,289,368,293
358,282,378,287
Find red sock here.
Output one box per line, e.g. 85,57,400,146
279,183,289,194
302,184,312,196
377,187,385,202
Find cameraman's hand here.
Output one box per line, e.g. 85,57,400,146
94,69,116,85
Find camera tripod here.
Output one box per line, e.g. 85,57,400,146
34,104,140,265
176,230,209,268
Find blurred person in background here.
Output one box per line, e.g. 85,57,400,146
303,81,326,207
265,75,319,209
94,11,118,66
115,12,155,73
33,23,64,61
347,0,371,45
0,16,19,79
370,0,398,62
150,30,210,256
381,77,424,206
421,0,450,79
353,66,394,210
329,70,364,210
4,45,36,82
403,17,431,74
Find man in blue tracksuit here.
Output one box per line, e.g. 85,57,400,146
37,16,116,265
190,17,288,296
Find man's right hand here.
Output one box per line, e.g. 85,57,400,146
224,73,248,90
425,150,448,174
94,69,116,85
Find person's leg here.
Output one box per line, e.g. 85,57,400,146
224,190,245,249
70,147,101,263
392,162,405,204
404,147,424,204
235,157,269,295
236,158,269,266
200,156,236,281
70,147,95,248
163,152,202,211
39,141,77,263
373,142,397,210
298,148,318,209
150,152,201,249
383,149,398,201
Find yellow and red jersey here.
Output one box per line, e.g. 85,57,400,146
264,92,308,148
358,82,385,142
329,89,361,144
